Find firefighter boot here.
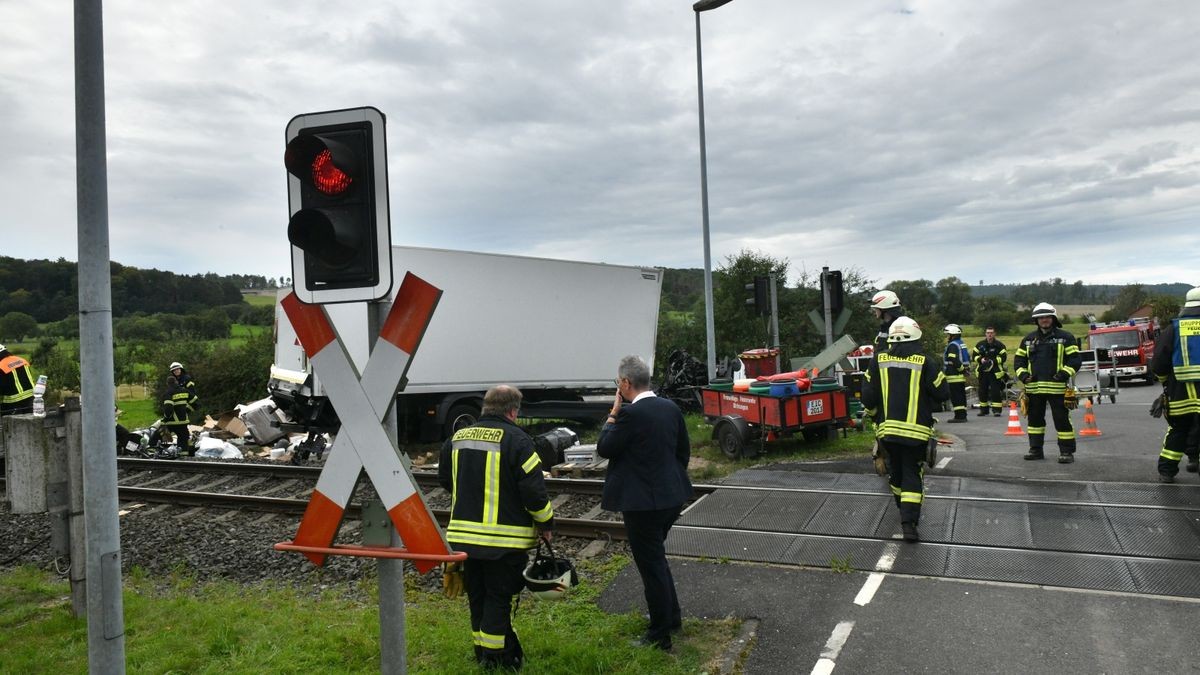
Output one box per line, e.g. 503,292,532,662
901,522,919,542
977,409,990,417
1058,453,1074,464
1023,448,1045,461
1186,457,1199,473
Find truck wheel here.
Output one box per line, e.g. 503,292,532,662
445,403,479,438
717,423,746,459
802,426,832,442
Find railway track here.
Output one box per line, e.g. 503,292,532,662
111,458,724,541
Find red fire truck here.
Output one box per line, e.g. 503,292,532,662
1086,317,1158,384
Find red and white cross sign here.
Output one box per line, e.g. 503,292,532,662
281,272,449,573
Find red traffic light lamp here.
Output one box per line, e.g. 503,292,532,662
285,107,392,304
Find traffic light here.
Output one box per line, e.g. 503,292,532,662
285,107,392,304
745,276,769,315
822,269,843,315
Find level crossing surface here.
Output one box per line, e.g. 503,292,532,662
599,381,1199,673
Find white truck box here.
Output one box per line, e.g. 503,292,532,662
274,245,662,439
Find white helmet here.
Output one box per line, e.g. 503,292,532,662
888,316,923,342
870,290,901,310
523,541,578,600
943,324,962,335
0,343,6,352
169,361,183,371
1185,287,1200,308
1031,302,1058,320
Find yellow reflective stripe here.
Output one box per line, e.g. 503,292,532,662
484,450,499,526
907,366,920,425
946,375,966,383
1175,365,1200,380
528,501,553,523
1161,449,1184,461
449,519,537,537
522,452,541,474
1056,430,1075,440
477,631,506,649
900,491,923,504
447,531,537,549
933,371,946,387
877,420,933,441
450,448,459,512
1027,425,1045,434
890,484,902,495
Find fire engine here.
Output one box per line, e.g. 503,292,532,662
1086,317,1158,383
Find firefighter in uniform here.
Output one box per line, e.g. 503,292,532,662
862,317,949,542
1013,303,1082,463
869,290,906,354
943,324,970,422
438,385,554,670
161,375,196,456
0,343,35,416
972,327,1008,417
1151,287,1200,483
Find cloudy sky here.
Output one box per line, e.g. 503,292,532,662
3,1,1198,288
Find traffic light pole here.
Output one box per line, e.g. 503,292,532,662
74,0,127,670
769,276,780,372
821,267,834,349
368,298,410,675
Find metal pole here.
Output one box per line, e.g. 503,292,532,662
821,267,834,350
75,0,126,670
769,276,780,372
370,299,407,675
695,11,717,381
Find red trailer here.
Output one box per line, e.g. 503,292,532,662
701,387,851,458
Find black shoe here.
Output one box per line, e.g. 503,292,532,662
901,522,919,542
1058,453,1074,464
977,410,990,417
1159,473,1175,484
948,417,967,423
993,412,1003,417
1023,451,1045,460
642,614,682,633
630,636,672,651
1186,459,1199,473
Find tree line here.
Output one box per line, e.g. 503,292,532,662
652,253,1188,378
0,256,256,323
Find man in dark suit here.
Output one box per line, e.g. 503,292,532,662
597,355,693,651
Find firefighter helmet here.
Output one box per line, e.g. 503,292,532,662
1031,303,1058,319
169,361,184,371
943,324,962,335
523,540,578,600
870,290,901,310
888,316,922,342
1185,287,1200,308
0,343,6,352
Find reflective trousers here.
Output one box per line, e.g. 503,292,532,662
1158,412,1200,477
882,439,925,525
978,373,1006,412
465,551,527,668
1026,393,1075,455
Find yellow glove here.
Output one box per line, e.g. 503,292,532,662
443,561,464,599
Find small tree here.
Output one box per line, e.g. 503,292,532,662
0,311,38,341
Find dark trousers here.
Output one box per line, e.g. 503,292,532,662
882,439,924,524
1026,393,1075,454
165,423,193,455
1158,412,1200,477
978,373,1006,412
464,552,527,667
623,507,683,646
948,381,967,418
0,400,33,416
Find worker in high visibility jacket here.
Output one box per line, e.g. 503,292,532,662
161,375,196,456
972,327,1008,416
862,317,949,542
0,343,35,416
943,324,971,422
1151,287,1200,483
1013,302,1082,463
438,385,554,670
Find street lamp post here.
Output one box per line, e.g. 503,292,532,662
693,0,736,380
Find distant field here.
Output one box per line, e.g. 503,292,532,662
241,292,277,307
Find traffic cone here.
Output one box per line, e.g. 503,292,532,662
1004,402,1024,436
1078,399,1103,436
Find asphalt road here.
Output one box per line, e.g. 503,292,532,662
599,380,1200,674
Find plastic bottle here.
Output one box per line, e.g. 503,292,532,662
32,375,47,417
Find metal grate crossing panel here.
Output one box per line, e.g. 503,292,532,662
1106,507,1200,560
678,490,766,529
942,546,1140,594
737,491,829,533
804,494,891,538
1026,503,1120,553
951,500,1033,547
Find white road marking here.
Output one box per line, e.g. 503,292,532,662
936,456,953,469
811,658,836,675
854,543,899,606
810,619,855,675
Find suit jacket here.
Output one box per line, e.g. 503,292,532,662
597,394,693,512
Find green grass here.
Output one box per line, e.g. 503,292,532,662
1,557,739,674
687,413,874,482
241,293,278,307
115,397,161,428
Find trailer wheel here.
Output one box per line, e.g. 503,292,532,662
445,403,480,438
717,423,746,459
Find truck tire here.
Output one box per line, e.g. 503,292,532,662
444,403,480,438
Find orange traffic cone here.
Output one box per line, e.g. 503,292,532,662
1004,402,1024,436
1078,399,1103,436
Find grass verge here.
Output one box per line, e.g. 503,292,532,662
0,556,739,674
